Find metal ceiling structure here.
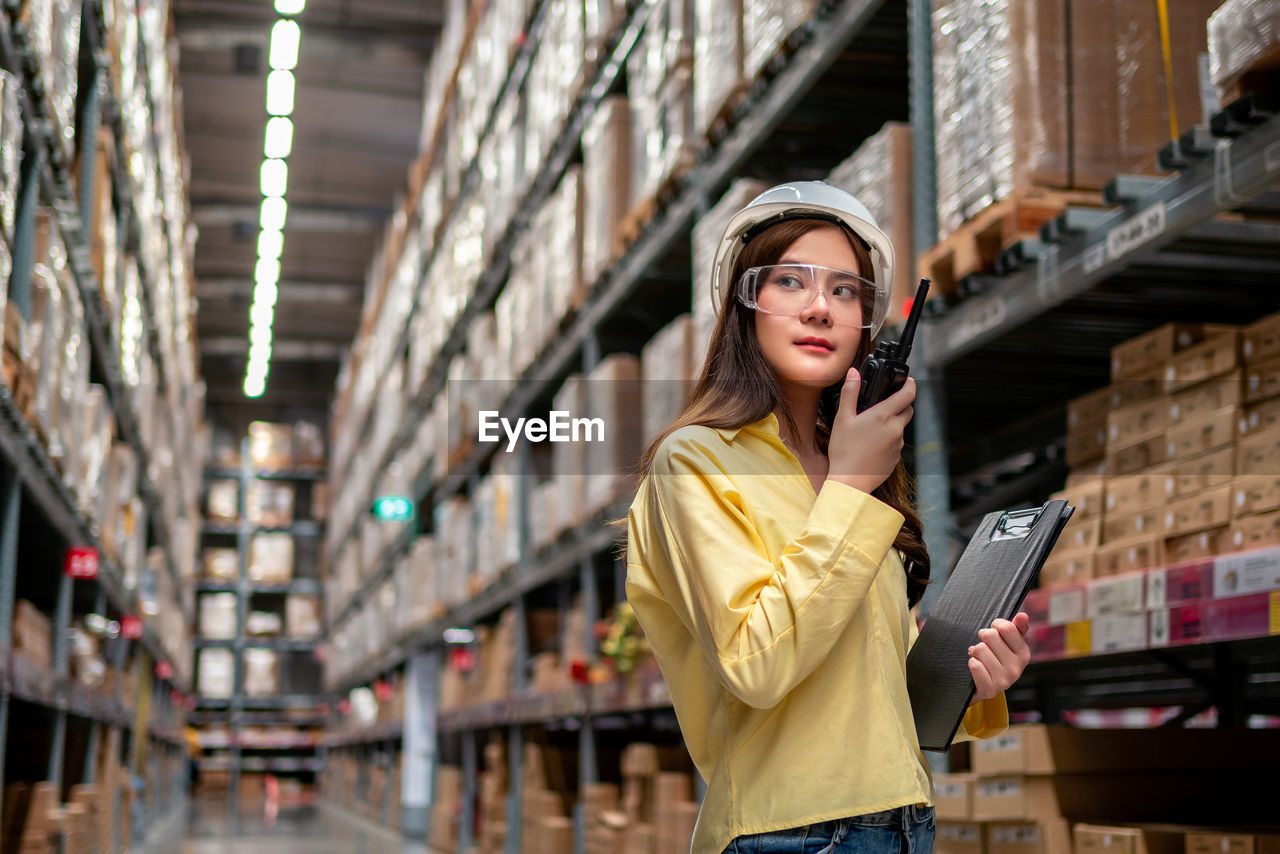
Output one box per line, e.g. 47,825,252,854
174,0,442,413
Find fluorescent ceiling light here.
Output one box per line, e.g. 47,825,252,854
269,20,301,70
255,257,281,287
250,304,276,332
275,0,305,14
254,280,279,307
264,118,293,159
257,228,284,261
260,158,288,196
248,343,272,369
260,196,288,232
266,69,295,116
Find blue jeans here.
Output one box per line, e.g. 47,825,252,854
724,804,936,854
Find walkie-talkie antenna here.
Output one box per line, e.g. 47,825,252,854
894,279,930,360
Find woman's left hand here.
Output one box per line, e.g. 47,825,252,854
968,613,1031,701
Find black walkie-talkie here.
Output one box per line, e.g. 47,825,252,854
856,278,931,412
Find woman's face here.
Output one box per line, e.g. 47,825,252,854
753,226,864,390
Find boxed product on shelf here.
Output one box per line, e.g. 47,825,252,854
245,610,282,636
286,594,322,639
1164,527,1227,563
693,0,744,140
1112,323,1239,382
1170,371,1242,428
1163,330,1241,394
1039,550,1094,588
202,547,238,582
933,773,977,821
582,354,644,518
0,70,21,242
248,533,294,585
243,648,281,696
1209,0,1280,97
1243,312,1280,364
744,0,818,80
246,479,295,528
429,766,463,852
197,648,234,698
1245,355,1280,405
206,478,239,523
293,420,326,467
641,314,696,445
435,495,473,608
828,122,914,325
581,96,634,289
12,600,52,670
1162,486,1233,537
248,421,294,469
199,593,237,640
690,180,767,355
935,822,984,854
628,3,697,206
1095,536,1164,577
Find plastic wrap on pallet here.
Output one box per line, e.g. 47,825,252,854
581,96,633,290
827,122,913,326
743,0,818,81
0,72,21,242
1209,0,1280,88
56,273,88,482
628,7,696,204
1073,0,1220,188
243,648,280,696
249,533,294,585
690,178,769,361
199,593,237,640
641,314,696,445
436,495,473,609
547,166,585,330
197,648,234,698
582,354,644,517
932,0,1071,236
694,0,745,140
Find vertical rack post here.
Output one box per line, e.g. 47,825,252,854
401,649,438,839
48,568,74,788
459,727,477,853
0,461,22,818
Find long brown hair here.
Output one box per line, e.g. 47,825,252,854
634,219,931,607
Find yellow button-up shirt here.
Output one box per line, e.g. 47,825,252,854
625,413,1007,854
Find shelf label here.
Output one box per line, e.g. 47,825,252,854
65,546,99,580
1106,201,1167,261
1082,242,1107,276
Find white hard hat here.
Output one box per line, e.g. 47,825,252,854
710,181,896,337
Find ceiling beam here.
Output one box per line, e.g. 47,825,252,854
199,337,348,360
195,278,363,303
191,203,387,232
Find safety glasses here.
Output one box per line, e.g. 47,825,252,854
736,264,887,330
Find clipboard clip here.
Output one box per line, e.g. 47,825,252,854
989,506,1044,542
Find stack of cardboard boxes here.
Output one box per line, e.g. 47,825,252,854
936,725,1280,854
429,765,464,853
521,743,576,854
1037,318,1280,659
476,737,509,853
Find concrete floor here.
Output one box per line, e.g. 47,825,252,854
141,797,446,854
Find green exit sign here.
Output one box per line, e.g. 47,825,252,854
371,496,414,522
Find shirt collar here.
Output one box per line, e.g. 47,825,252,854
710,412,782,441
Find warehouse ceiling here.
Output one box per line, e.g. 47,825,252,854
174,0,442,412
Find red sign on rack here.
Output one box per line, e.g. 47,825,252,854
155,661,173,680
64,546,99,580
373,680,393,702
121,615,143,640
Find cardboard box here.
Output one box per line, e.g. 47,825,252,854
12,600,52,669
1052,478,1105,519
1231,474,1280,517
1228,510,1280,553
938,822,986,854
1148,601,1205,647
1161,486,1233,537
1163,526,1227,563
1060,516,1101,552
1146,561,1213,608
582,355,644,517
1073,825,1184,854
1186,833,1280,854
248,422,293,469
1046,585,1087,626
641,314,696,445
1165,407,1238,461
1245,355,1280,405
1104,472,1165,515
988,820,1072,854
1204,591,1279,641
1095,537,1164,577
1040,550,1095,588
922,773,971,824
1169,371,1242,426
1112,324,1240,381
1243,313,1280,364
1090,612,1148,653
1086,572,1145,617
1065,621,1092,656
972,776,1062,823
1238,396,1280,438
1159,446,1235,499
1068,387,1119,430
1237,426,1280,475
1068,419,1108,467
206,479,238,522
1106,434,1168,477
1163,331,1241,394
1106,398,1168,449
1214,544,1280,597
1102,508,1162,545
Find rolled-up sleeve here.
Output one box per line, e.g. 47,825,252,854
639,434,905,709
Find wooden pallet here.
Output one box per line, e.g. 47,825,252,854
703,82,752,145
1218,41,1280,106
614,162,693,256
918,188,1103,294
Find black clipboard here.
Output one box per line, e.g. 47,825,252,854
906,499,1075,752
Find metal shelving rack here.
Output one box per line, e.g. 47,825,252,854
319,0,1280,850
194,440,330,814
0,0,196,846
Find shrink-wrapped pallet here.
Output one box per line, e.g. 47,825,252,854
1209,0,1280,93
581,97,633,289
694,0,744,139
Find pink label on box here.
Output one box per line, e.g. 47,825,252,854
1164,561,1213,605
1204,593,1272,641
1028,623,1066,660
1169,602,1205,645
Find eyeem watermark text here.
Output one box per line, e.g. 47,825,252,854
478,411,606,452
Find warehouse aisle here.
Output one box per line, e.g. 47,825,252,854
140,797,444,854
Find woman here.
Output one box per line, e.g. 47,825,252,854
625,182,1031,854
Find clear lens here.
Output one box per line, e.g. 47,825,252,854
736,264,884,329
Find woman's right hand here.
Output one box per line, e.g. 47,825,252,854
826,368,916,495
